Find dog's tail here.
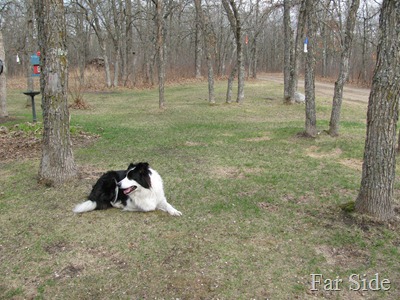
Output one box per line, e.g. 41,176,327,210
73,200,97,213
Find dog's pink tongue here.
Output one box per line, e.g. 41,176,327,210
123,188,132,195
123,187,135,195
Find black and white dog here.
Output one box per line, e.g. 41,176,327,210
73,162,182,216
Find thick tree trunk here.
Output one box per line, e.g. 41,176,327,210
355,0,400,221
328,0,360,137
287,0,306,104
304,0,317,137
35,0,77,186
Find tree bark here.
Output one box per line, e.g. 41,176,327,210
328,0,360,137
34,0,77,186
304,0,317,137
287,0,306,104
194,3,202,79
222,0,244,103
0,30,7,118
355,0,400,221
226,62,237,104
283,0,293,102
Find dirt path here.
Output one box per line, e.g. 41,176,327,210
258,73,370,104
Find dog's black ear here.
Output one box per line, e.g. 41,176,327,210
137,162,149,173
137,162,151,188
127,163,136,170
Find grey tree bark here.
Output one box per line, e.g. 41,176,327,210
328,0,360,137
355,0,400,221
194,3,203,79
34,0,77,186
304,0,317,137
286,0,306,104
283,0,293,102
222,0,244,103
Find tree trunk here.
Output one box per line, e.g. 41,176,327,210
78,0,112,88
194,5,202,79
287,0,306,104
304,0,317,137
283,0,292,102
355,0,400,221
34,0,77,186
76,12,86,85
110,0,121,88
26,0,34,105
194,0,215,104
125,0,135,86
154,0,166,109
222,0,245,103
0,30,7,118
320,0,331,78
249,0,260,79
328,0,360,137
226,62,237,104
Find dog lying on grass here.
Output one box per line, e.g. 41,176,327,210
73,162,182,216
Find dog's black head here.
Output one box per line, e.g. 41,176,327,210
119,162,152,194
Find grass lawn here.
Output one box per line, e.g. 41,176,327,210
1,78,399,299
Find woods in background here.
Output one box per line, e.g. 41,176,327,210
1,0,381,88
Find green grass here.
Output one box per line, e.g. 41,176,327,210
1,79,399,299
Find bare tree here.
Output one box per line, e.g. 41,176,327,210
328,0,360,136
285,0,306,104
75,0,112,88
283,0,293,102
194,0,215,104
246,0,262,79
123,0,135,85
34,0,77,185
222,0,244,103
355,0,400,221
67,2,89,84
194,0,202,79
1,0,385,91
319,0,331,78
303,0,317,137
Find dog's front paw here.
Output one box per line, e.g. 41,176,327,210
169,209,182,216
